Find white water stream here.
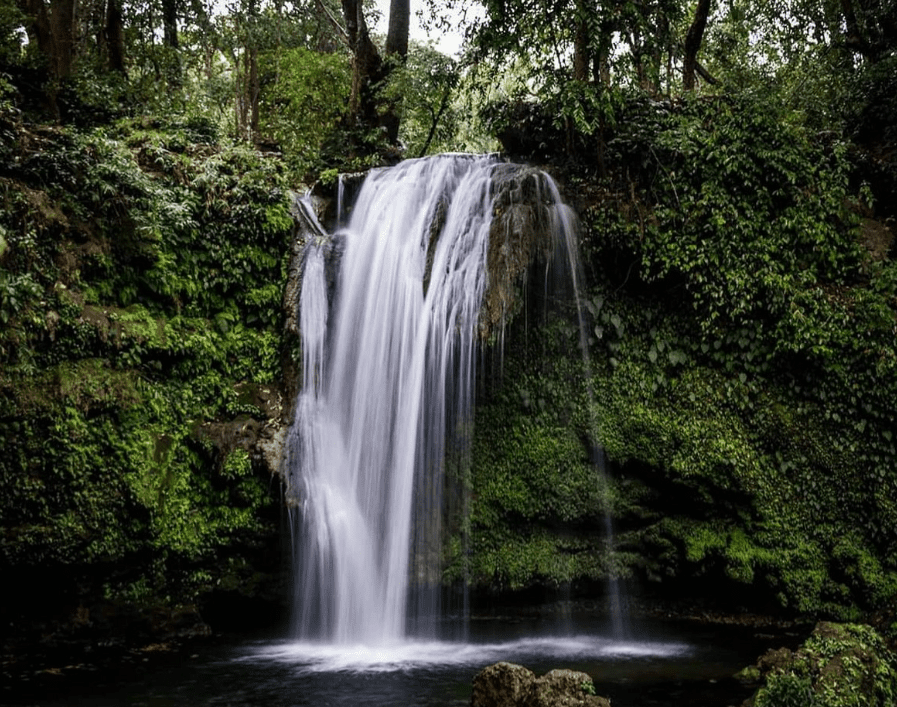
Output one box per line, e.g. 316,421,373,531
285,154,613,644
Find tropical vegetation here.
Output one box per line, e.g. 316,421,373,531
1,0,895,667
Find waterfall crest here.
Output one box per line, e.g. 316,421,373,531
285,154,583,644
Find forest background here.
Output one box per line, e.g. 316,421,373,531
1,0,897,687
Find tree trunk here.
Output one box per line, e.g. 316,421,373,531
683,0,712,90
162,0,181,88
50,0,77,79
234,80,241,140
840,0,869,55
106,0,125,74
240,48,251,138
573,2,590,82
653,11,668,96
249,44,259,140
593,52,610,85
162,0,178,48
417,88,450,157
341,0,382,127
381,0,410,143
340,0,410,144
17,0,82,82
385,0,409,58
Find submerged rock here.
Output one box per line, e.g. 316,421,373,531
740,622,897,707
471,662,610,707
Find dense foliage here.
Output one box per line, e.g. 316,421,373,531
749,623,897,707
457,87,897,622
585,91,897,618
0,115,293,634
2,0,896,666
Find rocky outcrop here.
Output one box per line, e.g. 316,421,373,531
472,662,536,707
479,166,559,341
471,662,610,707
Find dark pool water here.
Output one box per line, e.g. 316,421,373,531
6,616,793,706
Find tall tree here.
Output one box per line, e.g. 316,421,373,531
105,0,125,74
17,0,79,81
340,0,410,143
683,0,713,90
341,0,383,130
162,0,176,47
385,0,408,57
162,0,182,87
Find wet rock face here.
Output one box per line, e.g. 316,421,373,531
471,662,610,707
480,168,556,341
756,646,794,674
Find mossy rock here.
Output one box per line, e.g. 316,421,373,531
470,662,610,707
742,622,897,707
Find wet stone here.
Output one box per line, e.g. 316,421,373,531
471,662,535,707
471,662,610,707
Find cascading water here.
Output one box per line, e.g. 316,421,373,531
284,153,623,645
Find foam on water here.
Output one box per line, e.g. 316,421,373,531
238,636,693,674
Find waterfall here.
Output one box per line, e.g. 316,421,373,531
285,153,613,644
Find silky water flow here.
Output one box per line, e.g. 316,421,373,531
283,153,619,645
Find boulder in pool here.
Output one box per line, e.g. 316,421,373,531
471,662,610,707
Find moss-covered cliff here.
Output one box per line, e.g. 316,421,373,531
0,113,295,647
460,91,897,626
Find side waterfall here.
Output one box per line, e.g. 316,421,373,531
284,154,614,644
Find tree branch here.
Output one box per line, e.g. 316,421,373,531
683,0,712,90
315,0,349,47
695,58,719,86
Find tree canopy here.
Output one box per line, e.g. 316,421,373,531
0,0,893,175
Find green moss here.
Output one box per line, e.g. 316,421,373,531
475,419,605,522
460,320,636,589
737,665,762,682
0,119,289,614
462,262,897,617
751,623,897,707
